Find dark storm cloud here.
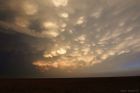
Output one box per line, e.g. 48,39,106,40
0,0,140,77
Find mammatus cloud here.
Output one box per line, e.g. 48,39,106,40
0,0,140,72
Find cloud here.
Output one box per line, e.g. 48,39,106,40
0,0,140,75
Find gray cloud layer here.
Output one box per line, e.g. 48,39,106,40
0,0,140,77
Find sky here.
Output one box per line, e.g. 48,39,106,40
0,0,140,78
